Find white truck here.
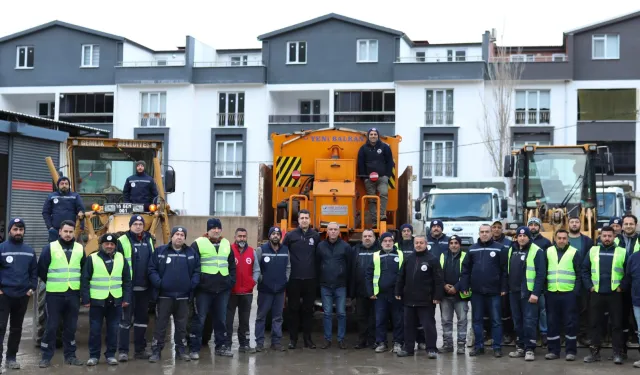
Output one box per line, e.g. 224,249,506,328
596,180,634,228
414,179,513,247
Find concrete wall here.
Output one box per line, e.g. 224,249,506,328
166,215,259,246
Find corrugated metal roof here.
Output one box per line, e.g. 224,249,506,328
0,109,110,135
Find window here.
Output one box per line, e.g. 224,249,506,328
426,89,454,125
218,92,245,126
357,39,378,62
592,34,619,60
512,140,551,151
140,92,167,127
579,141,635,175
423,140,454,177
287,41,306,64
416,51,425,62
577,89,636,121
16,46,34,68
82,44,100,67
37,102,55,118
231,55,248,66
447,49,466,62
333,91,395,122
515,90,551,125
299,100,322,122
215,141,243,177
510,54,535,62
214,190,242,216
552,54,566,62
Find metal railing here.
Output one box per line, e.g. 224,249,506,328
268,114,329,123
213,211,242,216
425,111,454,125
334,112,395,123
139,112,167,127
515,110,551,125
490,55,568,63
214,162,243,178
396,56,483,63
117,61,186,67
423,162,455,178
218,113,244,127
194,61,264,67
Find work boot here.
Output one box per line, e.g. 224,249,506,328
468,347,484,356
321,340,331,350
456,344,465,355
396,350,414,357
375,343,388,353
392,343,402,353
6,360,20,370
428,351,438,359
215,346,234,357
271,344,286,352
176,352,191,361
64,357,84,366
106,357,119,366
255,345,264,352
525,351,535,361
86,358,98,366
148,353,160,363
134,350,152,360
38,360,51,368
583,347,601,363
578,336,591,347
613,353,624,365
565,353,576,361
288,340,297,349
438,345,453,353
545,353,559,360
189,352,200,360
118,353,129,362
509,348,525,358
338,341,347,350
304,338,316,349
503,334,514,345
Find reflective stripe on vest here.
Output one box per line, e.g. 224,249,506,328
195,237,231,275
118,235,154,280
89,252,124,300
508,243,541,292
546,246,577,292
439,251,471,299
590,245,626,292
614,236,640,253
46,241,84,292
372,250,403,296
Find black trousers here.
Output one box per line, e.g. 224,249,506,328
356,297,375,345
404,305,437,353
225,294,253,347
118,289,151,354
0,295,29,363
622,289,637,353
287,278,316,341
152,298,189,355
579,289,590,340
589,292,623,352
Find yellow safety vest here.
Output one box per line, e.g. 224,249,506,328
614,237,640,253
546,246,577,292
589,245,626,292
195,237,231,275
372,250,403,296
46,241,83,292
89,252,124,300
439,251,471,299
118,234,154,279
508,243,541,292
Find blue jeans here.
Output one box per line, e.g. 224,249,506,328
41,292,80,361
374,294,404,345
89,303,121,359
546,291,577,355
254,291,285,346
633,306,640,344
538,294,547,334
320,286,347,342
509,292,539,351
471,293,502,350
189,289,230,352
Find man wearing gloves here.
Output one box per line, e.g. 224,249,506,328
357,128,394,223
367,232,404,354
42,176,85,242
117,215,155,361
439,235,470,354
395,235,443,358
81,233,132,366
0,218,37,370
254,227,291,351
189,218,236,358
352,229,378,349
122,161,158,207
506,227,546,362
148,227,200,363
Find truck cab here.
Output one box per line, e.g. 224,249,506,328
596,186,626,228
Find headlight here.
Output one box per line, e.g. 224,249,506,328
104,204,116,213
132,204,144,213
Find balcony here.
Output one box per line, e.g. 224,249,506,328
489,56,572,81
269,114,329,124
193,61,266,84
115,61,190,84
218,113,245,127
139,112,167,127
394,56,485,81
423,162,455,178
333,112,395,135
515,110,550,125
425,111,454,126
214,162,243,178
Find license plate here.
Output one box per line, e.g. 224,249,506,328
104,203,144,214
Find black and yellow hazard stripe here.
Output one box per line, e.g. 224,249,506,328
276,156,302,187
388,162,396,189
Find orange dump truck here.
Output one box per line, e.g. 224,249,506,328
258,127,414,244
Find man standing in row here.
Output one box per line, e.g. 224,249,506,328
439,235,470,354
528,217,551,347
352,229,377,349
426,220,449,259
567,216,594,346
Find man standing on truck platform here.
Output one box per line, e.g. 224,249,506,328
37,220,86,368
42,176,85,243
0,218,38,371
528,217,551,347
117,215,155,361
352,229,378,349
189,218,236,358
122,161,158,209
567,215,594,346
357,128,394,226
283,209,320,350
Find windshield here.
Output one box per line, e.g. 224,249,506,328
73,147,155,194
426,193,492,221
597,192,616,218
525,150,591,207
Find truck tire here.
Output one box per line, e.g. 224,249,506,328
32,280,63,348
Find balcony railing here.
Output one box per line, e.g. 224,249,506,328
425,111,454,126
490,55,568,63
396,56,483,63
423,162,455,178
218,113,244,127
269,114,329,123
213,211,242,216
117,61,186,67
334,112,395,123
515,110,551,125
139,112,166,127
214,162,243,178
194,61,264,67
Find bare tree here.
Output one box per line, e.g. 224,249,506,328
478,36,525,176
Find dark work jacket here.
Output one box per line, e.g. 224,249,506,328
256,242,290,294
282,227,320,280
81,250,132,307
507,242,546,298
116,231,154,290
191,237,237,294
441,249,465,291
123,172,158,205
148,243,200,300
365,248,403,297
42,190,85,230
620,234,640,256
396,239,415,257
623,251,640,306
395,250,444,306
427,233,450,260
0,238,38,298
461,239,507,295
357,140,394,178
493,234,513,249
581,243,627,294
352,241,378,298
316,238,353,290
549,243,583,294
532,234,552,250
38,239,87,295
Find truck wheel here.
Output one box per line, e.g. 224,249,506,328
32,280,47,347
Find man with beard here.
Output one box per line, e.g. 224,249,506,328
357,128,394,224
0,218,37,370
528,217,551,347
352,229,378,349
439,235,470,354
42,177,85,242
189,218,236,358
490,221,515,346
426,220,449,260
567,216,594,346
122,161,158,208
619,214,639,358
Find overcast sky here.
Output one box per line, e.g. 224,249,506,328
1,0,638,50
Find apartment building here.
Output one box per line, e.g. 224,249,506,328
0,11,638,217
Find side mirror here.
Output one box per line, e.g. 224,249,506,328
414,199,421,213
606,152,615,176
414,212,422,220
165,169,176,193
500,198,508,212
500,211,508,219
503,155,514,178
